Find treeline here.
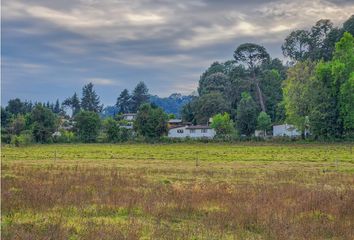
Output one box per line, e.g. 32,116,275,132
1,16,353,145
181,16,354,139
1,81,160,145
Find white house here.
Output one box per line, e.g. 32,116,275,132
273,124,301,137
121,113,137,129
122,113,136,121
168,125,215,139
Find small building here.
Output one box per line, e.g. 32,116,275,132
168,119,183,128
168,125,215,139
255,130,266,137
122,113,136,121
52,131,62,137
273,124,301,137
121,113,136,129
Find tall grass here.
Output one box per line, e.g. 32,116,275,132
2,161,354,239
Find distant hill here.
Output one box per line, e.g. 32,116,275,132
100,93,194,118
150,93,194,117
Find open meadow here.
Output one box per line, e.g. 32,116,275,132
1,143,354,239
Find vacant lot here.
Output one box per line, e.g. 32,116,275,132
2,143,354,239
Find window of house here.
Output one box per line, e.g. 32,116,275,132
201,129,208,133
177,129,184,133
190,129,195,134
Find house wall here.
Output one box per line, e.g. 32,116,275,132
168,126,188,138
273,124,301,137
168,127,215,139
124,115,135,121
187,128,215,139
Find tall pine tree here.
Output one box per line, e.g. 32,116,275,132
81,83,103,113
131,81,149,112
116,89,131,113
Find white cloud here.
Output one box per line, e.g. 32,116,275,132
87,78,119,86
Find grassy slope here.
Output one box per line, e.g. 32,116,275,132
2,143,354,239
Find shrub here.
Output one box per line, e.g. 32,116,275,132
10,131,33,146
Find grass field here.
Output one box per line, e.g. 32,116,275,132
2,143,354,239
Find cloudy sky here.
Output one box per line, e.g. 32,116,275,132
2,0,354,105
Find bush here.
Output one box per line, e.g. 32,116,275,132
10,131,33,146
53,130,78,143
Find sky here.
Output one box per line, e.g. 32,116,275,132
2,0,354,106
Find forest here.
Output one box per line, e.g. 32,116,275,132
1,16,354,145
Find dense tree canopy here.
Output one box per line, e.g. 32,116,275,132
236,92,258,136
134,104,168,139
234,43,270,112
74,111,101,142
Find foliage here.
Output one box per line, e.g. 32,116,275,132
116,89,132,114
62,92,81,116
234,43,270,112
6,98,25,115
283,61,317,133
257,111,271,133
81,83,103,113
198,72,231,97
260,69,283,121
10,130,33,146
134,104,168,139
29,105,57,143
282,30,311,61
74,111,101,143
211,112,235,136
236,92,258,136
131,82,149,112
194,92,231,124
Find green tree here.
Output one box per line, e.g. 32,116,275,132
81,83,103,113
257,111,271,135
181,99,198,124
116,89,132,114
194,92,231,124
234,43,270,112
63,93,81,117
134,104,168,139
9,114,26,135
168,113,176,119
260,69,283,121
131,82,149,112
74,111,101,142
236,92,258,136
53,99,61,114
103,117,121,142
198,72,231,97
29,105,57,143
309,19,334,61
343,15,354,36
282,30,311,61
6,98,25,115
283,61,317,134
1,107,11,128
211,112,235,136
340,73,354,132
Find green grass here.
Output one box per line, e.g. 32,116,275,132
2,143,354,239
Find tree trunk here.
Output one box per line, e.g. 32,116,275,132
253,72,266,112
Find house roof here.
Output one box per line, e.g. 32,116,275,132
186,125,212,129
168,125,186,130
122,113,136,116
168,119,182,123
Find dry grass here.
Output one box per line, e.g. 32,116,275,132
1,143,354,239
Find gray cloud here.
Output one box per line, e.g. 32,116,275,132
2,0,354,105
